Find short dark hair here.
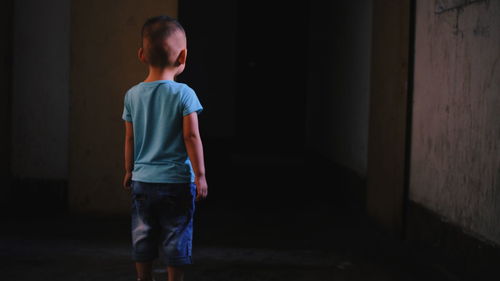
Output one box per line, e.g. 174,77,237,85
141,15,185,68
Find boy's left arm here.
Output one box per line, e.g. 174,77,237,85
123,121,134,190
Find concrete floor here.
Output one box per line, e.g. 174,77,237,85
1,202,458,281
0,159,462,281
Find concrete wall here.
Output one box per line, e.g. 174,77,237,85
1,0,13,205
366,0,410,235
306,0,372,176
410,0,500,245
11,0,70,179
69,0,178,214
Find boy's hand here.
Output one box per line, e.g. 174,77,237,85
195,176,208,201
123,172,132,191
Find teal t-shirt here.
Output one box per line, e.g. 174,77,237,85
122,80,203,183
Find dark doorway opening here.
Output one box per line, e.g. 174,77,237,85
233,1,308,155
178,0,368,212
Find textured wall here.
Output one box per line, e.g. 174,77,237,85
410,0,500,244
306,0,372,176
366,0,410,235
1,0,13,200
11,0,70,179
69,0,178,214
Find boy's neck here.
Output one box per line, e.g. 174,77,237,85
144,66,177,82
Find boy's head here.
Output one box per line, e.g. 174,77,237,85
139,16,187,74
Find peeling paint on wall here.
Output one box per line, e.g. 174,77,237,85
435,0,488,14
411,0,500,245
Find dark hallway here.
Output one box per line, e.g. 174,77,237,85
1,0,500,281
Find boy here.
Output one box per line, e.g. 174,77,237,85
121,15,208,281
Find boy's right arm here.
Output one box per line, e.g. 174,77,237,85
183,112,208,201
123,121,134,190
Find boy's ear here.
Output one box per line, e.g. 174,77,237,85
138,47,147,63
177,49,187,65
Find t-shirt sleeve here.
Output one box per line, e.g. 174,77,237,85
180,86,203,116
122,92,132,122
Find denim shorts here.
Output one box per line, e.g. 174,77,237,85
130,180,196,266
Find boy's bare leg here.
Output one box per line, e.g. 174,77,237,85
167,266,184,281
135,261,154,281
